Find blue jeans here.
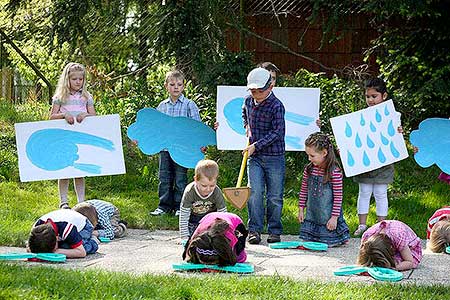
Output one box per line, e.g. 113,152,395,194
158,151,187,212
247,154,285,235
59,219,98,254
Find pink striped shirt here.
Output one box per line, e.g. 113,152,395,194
427,206,450,239
52,90,94,116
298,165,343,216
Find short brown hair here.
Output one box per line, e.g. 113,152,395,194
73,203,98,228
165,69,185,84
428,220,450,253
357,234,396,268
194,159,219,181
257,62,280,75
28,223,57,253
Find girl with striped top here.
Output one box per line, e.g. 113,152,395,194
298,132,350,246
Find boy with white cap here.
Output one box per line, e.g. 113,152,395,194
242,67,286,244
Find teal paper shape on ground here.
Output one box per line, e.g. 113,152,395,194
26,129,115,174
410,118,450,173
127,108,216,168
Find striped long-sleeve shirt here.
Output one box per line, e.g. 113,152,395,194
86,199,117,239
298,165,343,216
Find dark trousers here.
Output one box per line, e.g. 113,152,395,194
157,151,187,212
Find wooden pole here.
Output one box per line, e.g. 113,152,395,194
0,28,53,104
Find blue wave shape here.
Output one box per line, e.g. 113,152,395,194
26,129,115,174
127,108,216,168
285,111,314,126
223,97,245,135
410,118,450,173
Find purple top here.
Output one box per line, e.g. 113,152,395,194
193,212,247,262
361,220,422,268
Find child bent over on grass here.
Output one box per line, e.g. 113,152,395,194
179,160,227,243
73,199,127,240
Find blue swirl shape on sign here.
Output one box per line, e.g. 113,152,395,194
26,129,115,174
410,118,450,173
127,108,216,169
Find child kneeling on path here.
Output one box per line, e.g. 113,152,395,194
179,159,227,243
357,220,422,271
73,199,127,240
183,212,248,266
28,209,98,258
426,206,450,253
298,132,350,247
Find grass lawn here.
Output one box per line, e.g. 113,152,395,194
1,263,449,300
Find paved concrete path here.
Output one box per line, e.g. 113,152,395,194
1,229,448,285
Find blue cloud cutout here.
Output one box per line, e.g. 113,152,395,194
127,108,216,168
26,129,115,174
409,118,450,173
223,97,314,150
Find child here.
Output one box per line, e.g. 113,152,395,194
243,67,286,245
298,132,350,246
28,209,98,258
50,62,96,209
358,220,422,271
257,61,280,85
73,199,127,240
426,206,450,253
182,212,248,266
179,160,227,242
353,78,402,236
150,69,201,217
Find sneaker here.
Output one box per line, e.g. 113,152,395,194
119,220,128,227
248,231,261,245
59,203,70,209
175,210,180,217
354,224,368,237
150,208,166,216
267,234,281,243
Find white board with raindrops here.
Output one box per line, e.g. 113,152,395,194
330,100,408,177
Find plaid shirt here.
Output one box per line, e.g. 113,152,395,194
242,92,285,155
86,199,117,239
362,220,422,267
157,94,200,121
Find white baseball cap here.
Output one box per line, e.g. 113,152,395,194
247,67,271,90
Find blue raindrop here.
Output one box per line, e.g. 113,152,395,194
363,151,371,166
347,150,355,167
345,122,352,138
384,105,390,116
390,141,400,158
380,132,389,145
378,147,386,163
375,109,382,122
387,120,395,137
355,133,362,148
367,135,375,148
370,121,376,132
360,114,366,126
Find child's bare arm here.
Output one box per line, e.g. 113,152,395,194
55,244,86,258
395,246,415,270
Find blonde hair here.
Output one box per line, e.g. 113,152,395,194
165,69,185,84
54,62,91,103
194,159,219,181
73,202,98,228
428,220,450,253
357,234,396,268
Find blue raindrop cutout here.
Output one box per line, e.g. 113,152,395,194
380,132,389,145
363,151,371,166
378,147,386,163
384,105,390,116
360,114,365,126
367,135,375,148
347,150,355,167
370,121,376,132
387,120,395,137
390,141,400,158
375,109,382,123
345,122,352,138
355,133,362,148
